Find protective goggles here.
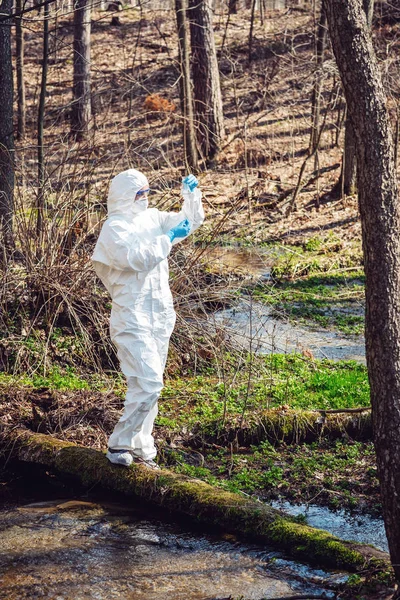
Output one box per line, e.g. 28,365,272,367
135,188,150,198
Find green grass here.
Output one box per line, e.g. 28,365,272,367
0,350,376,513
268,236,363,278
158,354,370,432
0,353,370,428
0,366,89,390
0,365,126,394
268,354,369,410
254,272,365,336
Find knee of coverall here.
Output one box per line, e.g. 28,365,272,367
113,332,165,393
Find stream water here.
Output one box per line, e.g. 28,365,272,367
0,498,343,600
214,299,366,363
205,246,366,363
271,501,388,553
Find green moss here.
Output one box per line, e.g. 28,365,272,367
3,428,388,575
267,518,365,568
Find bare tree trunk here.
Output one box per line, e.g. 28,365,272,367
336,0,374,196
15,0,26,140
189,0,225,162
248,0,256,63
309,1,327,152
175,0,199,170
0,0,15,259
37,0,50,241
326,0,400,588
228,0,237,14
71,0,92,140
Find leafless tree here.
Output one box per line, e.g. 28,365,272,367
0,0,15,260
15,0,26,140
309,0,327,153
335,0,374,196
228,0,238,14
71,0,92,140
37,0,50,240
326,0,400,592
175,0,199,170
248,0,257,63
189,0,225,162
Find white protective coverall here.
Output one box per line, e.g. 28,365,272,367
91,169,204,460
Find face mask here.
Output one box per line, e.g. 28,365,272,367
133,198,149,213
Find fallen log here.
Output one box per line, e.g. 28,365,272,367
0,427,388,576
190,407,372,447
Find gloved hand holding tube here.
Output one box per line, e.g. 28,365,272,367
182,174,199,193
166,218,191,242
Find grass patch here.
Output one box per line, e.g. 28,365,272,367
158,354,370,433
0,366,90,391
160,439,380,514
0,353,370,432
0,352,377,514
254,272,365,336
270,236,363,279
0,366,126,395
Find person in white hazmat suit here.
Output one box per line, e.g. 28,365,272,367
91,169,204,469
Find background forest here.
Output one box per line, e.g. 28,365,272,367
2,0,400,598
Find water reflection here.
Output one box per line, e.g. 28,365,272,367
214,299,366,362
0,499,339,599
201,245,272,279
271,500,388,552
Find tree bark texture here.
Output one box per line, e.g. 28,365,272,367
15,0,26,140
189,0,225,161
1,428,390,574
338,0,374,195
342,115,357,194
325,0,400,582
71,0,91,140
175,0,198,170
0,0,15,258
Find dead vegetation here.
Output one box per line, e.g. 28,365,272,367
2,4,400,378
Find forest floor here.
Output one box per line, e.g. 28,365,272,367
0,355,379,517
3,4,400,588
16,2,372,245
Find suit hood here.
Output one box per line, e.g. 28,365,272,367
107,169,149,217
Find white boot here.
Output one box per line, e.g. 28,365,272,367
106,448,133,467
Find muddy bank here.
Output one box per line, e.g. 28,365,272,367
189,407,372,447
0,428,389,575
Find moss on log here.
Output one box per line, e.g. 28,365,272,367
1,428,388,575
191,408,372,447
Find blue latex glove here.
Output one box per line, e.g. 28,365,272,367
182,174,198,193
167,219,191,242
